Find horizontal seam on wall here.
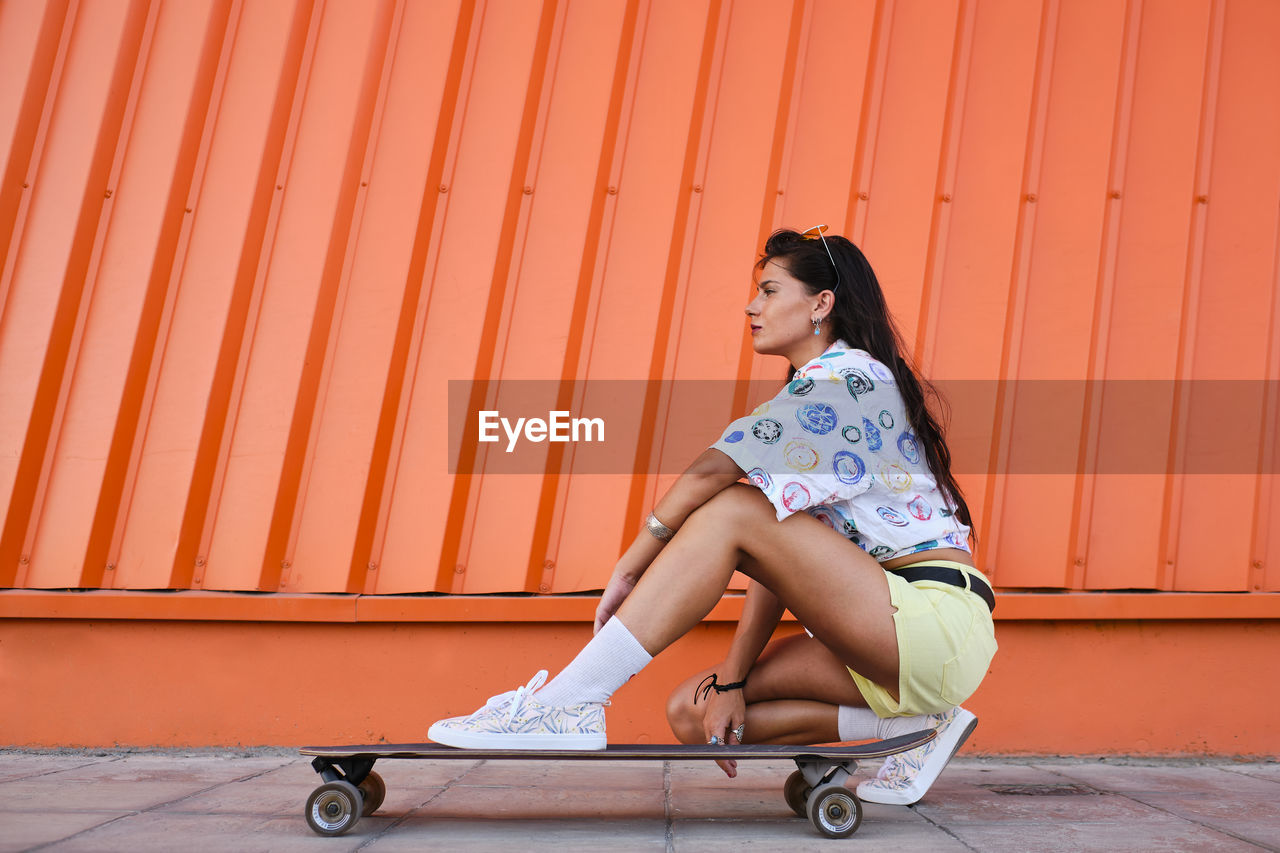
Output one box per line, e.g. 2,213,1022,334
1,590,1278,622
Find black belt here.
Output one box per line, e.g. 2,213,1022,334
888,564,996,613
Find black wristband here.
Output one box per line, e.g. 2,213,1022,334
694,673,748,704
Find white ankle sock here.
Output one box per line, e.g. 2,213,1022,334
534,617,653,707
837,705,931,742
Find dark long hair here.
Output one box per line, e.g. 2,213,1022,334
757,229,974,533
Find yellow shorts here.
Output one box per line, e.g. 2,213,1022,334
849,560,998,718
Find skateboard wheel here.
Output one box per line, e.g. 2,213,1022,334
358,770,386,816
305,780,364,837
807,783,862,839
783,770,812,818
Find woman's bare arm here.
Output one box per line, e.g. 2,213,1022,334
594,448,743,632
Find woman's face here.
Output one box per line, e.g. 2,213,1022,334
745,258,830,362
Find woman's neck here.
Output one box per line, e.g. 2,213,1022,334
787,337,835,371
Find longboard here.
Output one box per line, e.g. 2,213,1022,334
301,729,936,839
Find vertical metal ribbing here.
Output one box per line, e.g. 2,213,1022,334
1070,0,1143,591
0,0,79,587
762,0,812,238
981,0,1061,583
272,0,402,594
534,0,648,595
361,0,481,595
436,0,563,594
112,0,245,590
914,0,974,372
622,0,726,550
0,0,74,325
96,0,240,591
1256,200,1280,593
844,0,892,247
266,0,402,593
195,0,325,591
733,0,809,420
172,0,317,592
1160,0,1225,591
461,0,572,594
18,0,156,589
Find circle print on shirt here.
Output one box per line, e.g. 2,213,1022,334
832,450,866,486
878,410,895,429
841,424,862,444
897,431,921,464
788,376,815,396
783,440,820,471
879,462,913,493
807,506,858,538
752,401,771,416
723,430,744,444
844,369,874,400
869,361,895,383
752,418,783,444
907,494,933,521
862,417,883,451
796,402,838,435
869,545,894,559
807,505,839,530
747,467,773,491
876,506,910,527
782,482,811,512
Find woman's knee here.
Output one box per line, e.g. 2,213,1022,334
665,677,704,743
685,482,773,531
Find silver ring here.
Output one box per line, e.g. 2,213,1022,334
733,724,746,741
708,735,722,745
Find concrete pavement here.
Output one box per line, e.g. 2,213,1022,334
2,749,1277,851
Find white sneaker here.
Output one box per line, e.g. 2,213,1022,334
427,670,607,750
856,707,977,805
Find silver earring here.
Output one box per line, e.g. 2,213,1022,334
812,317,821,336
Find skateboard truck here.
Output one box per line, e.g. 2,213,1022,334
311,755,374,787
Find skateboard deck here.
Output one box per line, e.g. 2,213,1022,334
301,730,933,762
301,729,936,840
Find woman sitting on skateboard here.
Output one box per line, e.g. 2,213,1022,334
429,226,997,806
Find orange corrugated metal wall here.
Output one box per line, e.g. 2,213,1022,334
1,0,1278,596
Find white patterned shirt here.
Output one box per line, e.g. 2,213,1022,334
710,340,971,561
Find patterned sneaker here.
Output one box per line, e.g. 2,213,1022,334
856,707,977,806
427,670,607,750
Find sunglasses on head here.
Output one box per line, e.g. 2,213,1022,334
800,224,840,290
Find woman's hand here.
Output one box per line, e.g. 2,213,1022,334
593,571,637,634
594,524,669,633
702,689,747,778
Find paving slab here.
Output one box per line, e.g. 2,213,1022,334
940,816,1267,852
361,818,667,852
35,812,369,853
459,758,665,790
0,756,111,784
417,782,664,821
1043,761,1280,849
672,815,970,851
0,812,129,853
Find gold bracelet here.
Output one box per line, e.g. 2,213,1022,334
644,512,676,542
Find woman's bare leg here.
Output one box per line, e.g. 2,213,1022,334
666,633,870,745
615,483,899,689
